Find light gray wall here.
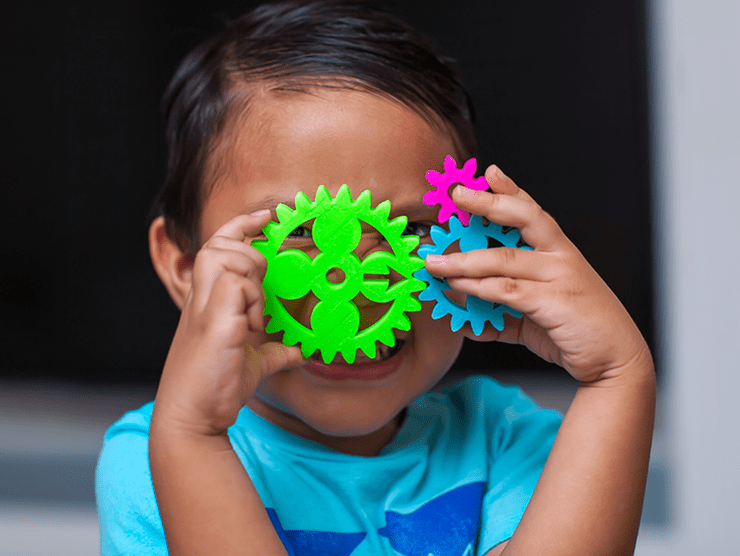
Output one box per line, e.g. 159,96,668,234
645,0,740,553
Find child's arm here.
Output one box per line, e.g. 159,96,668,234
425,166,655,556
149,211,301,556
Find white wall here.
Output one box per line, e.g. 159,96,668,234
646,0,740,553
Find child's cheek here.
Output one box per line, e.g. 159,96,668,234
411,300,464,361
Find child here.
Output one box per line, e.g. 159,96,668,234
96,1,655,555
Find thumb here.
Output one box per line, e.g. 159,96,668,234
248,342,305,377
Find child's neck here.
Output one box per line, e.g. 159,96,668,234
248,400,407,457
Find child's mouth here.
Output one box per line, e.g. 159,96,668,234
304,340,408,381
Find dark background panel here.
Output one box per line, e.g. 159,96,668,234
0,0,651,382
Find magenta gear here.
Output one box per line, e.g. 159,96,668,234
424,156,489,225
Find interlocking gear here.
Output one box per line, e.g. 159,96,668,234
424,156,489,226
415,215,532,335
252,184,425,364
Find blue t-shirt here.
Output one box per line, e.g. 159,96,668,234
96,376,561,556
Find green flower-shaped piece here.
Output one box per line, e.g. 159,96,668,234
252,184,425,364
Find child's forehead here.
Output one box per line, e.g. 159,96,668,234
220,84,453,152
199,87,456,239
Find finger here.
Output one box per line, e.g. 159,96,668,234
242,281,267,332
484,164,522,196
191,248,266,310
446,275,540,315
203,271,266,332
194,246,266,280
251,342,305,377
424,248,555,282
204,235,268,270
451,186,566,252
484,165,542,209
213,210,272,243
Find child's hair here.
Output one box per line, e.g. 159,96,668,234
152,0,478,256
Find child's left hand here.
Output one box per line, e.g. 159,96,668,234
423,165,649,384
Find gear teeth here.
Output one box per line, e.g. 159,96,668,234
462,157,478,175
448,217,465,235
405,297,422,312
372,200,391,221
398,236,420,256
425,169,442,183
385,216,407,237
295,192,312,211
407,276,426,294
432,303,451,319
443,155,457,173
417,245,434,259
322,347,340,364
430,225,448,245
335,183,353,205
275,203,293,224
338,346,357,364
450,314,466,332
281,328,300,347
396,314,411,331
301,336,319,358
265,314,282,334
314,185,332,205
359,340,377,360
302,347,318,360
378,328,396,347
252,237,268,252
417,289,435,302
487,315,503,333
355,188,372,208
262,225,281,244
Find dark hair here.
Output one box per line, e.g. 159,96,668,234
152,0,477,255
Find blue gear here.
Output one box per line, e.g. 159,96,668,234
415,215,532,335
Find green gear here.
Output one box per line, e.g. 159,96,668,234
252,184,425,364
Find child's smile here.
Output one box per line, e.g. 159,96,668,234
197,87,465,454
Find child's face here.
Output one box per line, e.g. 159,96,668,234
199,87,464,452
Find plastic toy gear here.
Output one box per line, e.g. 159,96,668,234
252,184,425,364
415,215,532,335
424,155,489,226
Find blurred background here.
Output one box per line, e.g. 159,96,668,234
1,0,737,554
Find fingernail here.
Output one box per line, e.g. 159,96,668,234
425,254,447,266
495,166,507,180
250,209,271,217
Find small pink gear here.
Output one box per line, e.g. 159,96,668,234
424,156,489,225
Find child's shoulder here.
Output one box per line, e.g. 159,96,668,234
102,400,155,438
97,401,156,489
96,401,166,552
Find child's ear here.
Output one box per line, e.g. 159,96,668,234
148,216,194,310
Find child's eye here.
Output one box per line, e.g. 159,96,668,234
287,226,312,238
403,222,432,238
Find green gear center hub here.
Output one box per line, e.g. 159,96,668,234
252,184,425,364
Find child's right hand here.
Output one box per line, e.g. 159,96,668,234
152,211,304,437
425,166,650,386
